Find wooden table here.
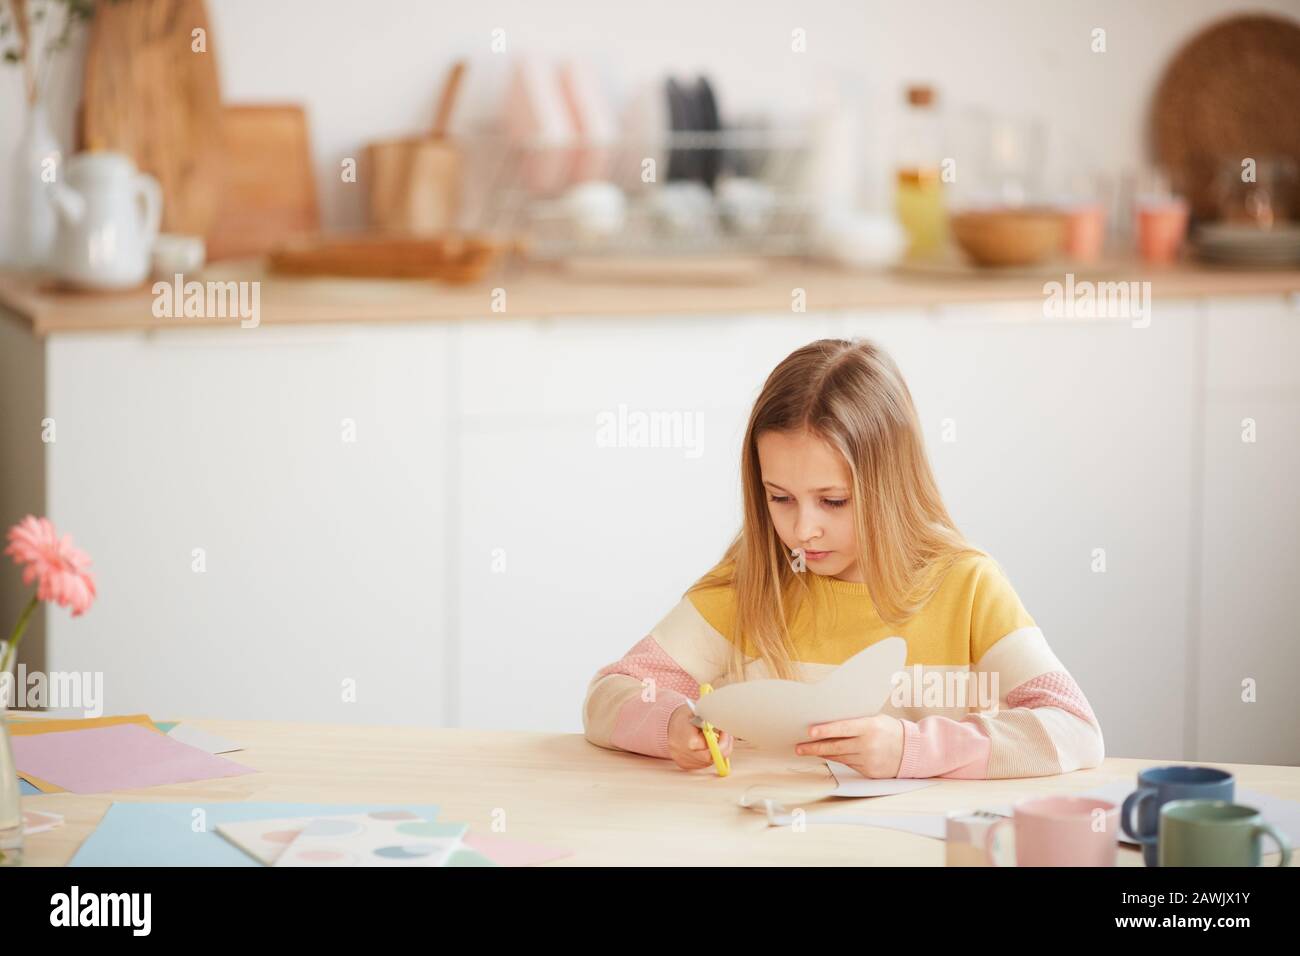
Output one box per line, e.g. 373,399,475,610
17,720,1300,866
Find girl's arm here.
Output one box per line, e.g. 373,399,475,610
895,629,1104,778
896,558,1104,779
583,595,732,759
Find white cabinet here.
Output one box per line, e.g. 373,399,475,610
454,313,836,731
44,323,453,725
1197,297,1300,765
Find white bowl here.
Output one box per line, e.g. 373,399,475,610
813,213,906,269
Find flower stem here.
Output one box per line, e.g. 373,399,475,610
0,594,39,687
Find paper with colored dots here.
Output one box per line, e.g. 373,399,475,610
272,811,468,867
219,815,569,866
216,815,324,865
219,812,490,867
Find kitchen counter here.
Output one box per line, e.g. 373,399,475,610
2,257,1299,336
19,718,1300,866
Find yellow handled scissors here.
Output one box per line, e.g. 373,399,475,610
689,683,730,776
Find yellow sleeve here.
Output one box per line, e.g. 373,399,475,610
685,577,738,648
968,556,1037,664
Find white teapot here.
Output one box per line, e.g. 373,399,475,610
49,151,162,289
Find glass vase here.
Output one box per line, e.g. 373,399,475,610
0,708,23,867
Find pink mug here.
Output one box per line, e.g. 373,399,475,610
985,795,1120,866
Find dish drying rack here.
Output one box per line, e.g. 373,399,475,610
465,129,822,262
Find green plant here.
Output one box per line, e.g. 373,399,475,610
0,0,98,105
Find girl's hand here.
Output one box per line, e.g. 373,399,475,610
667,704,734,771
795,715,905,778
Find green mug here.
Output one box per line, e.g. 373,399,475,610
1158,800,1292,867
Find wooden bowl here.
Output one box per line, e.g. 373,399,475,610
950,208,1066,267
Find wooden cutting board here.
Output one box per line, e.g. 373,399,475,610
80,0,223,237
206,105,321,260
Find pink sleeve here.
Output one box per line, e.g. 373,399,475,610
896,716,992,779
595,635,701,758
1006,670,1099,726
895,670,1099,779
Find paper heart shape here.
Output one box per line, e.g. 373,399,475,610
693,637,907,750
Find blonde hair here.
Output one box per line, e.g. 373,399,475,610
689,338,983,683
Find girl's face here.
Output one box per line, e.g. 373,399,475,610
756,428,862,583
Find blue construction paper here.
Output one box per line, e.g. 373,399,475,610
19,778,39,796
70,801,442,867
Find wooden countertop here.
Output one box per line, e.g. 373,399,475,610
2,258,1299,338
17,719,1300,866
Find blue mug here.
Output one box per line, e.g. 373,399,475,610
1122,766,1235,867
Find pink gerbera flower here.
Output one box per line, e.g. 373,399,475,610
4,515,97,617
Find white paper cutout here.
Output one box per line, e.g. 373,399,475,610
693,637,907,749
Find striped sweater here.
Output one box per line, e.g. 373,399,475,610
582,554,1104,778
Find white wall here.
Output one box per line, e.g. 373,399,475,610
4,0,1300,255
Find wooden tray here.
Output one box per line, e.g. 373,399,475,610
268,234,511,284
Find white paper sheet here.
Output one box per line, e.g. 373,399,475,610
166,722,243,754
22,809,64,835
739,761,936,811
692,637,907,749
825,759,940,797
755,798,950,840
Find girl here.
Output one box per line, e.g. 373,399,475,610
583,338,1104,778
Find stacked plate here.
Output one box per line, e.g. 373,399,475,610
1193,223,1300,268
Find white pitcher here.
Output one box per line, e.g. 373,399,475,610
49,151,162,289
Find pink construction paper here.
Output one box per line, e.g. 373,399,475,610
10,723,255,794
463,832,572,867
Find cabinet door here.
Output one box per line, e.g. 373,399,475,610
836,299,1199,762
45,323,452,725
1198,297,1300,765
455,312,836,732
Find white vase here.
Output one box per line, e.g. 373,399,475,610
0,708,21,867
8,101,63,269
